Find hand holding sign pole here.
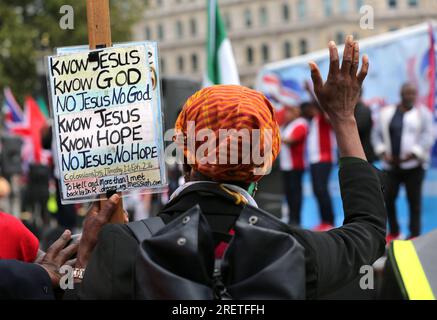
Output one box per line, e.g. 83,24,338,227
47,3,166,219
86,0,124,224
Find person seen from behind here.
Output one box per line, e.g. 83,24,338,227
65,36,386,300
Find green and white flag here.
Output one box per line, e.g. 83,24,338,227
204,0,240,87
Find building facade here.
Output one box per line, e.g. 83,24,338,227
133,0,437,87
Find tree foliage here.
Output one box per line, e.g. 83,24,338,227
0,0,144,102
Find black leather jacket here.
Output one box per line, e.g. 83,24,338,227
65,158,386,300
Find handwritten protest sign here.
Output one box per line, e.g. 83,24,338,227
47,43,166,203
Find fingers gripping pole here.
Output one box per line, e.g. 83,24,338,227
100,191,126,224
87,0,124,223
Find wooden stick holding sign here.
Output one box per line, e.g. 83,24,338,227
86,0,125,224
86,0,112,49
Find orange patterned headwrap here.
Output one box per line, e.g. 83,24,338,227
175,85,280,183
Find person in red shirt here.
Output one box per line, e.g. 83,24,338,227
280,104,313,225
0,212,40,262
304,82,337,231
307,106,337,231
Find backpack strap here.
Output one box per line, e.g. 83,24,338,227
127,217,165,243
212,258,231,300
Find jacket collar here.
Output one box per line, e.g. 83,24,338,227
169,181,258,208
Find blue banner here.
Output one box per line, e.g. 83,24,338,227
257,23,437,165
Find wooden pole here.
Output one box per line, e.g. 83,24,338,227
86,0,112,49
86,0,124,223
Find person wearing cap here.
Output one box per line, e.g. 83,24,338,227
67,36,386,300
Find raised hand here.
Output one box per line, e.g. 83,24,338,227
309,35,369,122
308,35,369,161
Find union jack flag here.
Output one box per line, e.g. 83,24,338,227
261,73,302,108
261,73,304,126
2,87,24,129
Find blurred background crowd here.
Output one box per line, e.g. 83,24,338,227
1,0,437,254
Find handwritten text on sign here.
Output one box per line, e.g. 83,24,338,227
48,45,163,201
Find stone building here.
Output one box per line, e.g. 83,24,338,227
133,0,437,86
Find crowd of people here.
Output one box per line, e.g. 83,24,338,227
279,81,435,241
0,36,436,301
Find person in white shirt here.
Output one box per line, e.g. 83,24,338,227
372,83,435,240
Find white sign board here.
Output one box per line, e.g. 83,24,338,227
47,42,166,203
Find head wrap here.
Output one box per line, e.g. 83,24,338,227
175,85,280,183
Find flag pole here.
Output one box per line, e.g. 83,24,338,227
86,0,125,223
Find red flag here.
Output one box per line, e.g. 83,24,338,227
428,23,436,112
11,96,48,164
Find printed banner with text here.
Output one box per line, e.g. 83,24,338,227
256,23,437,164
